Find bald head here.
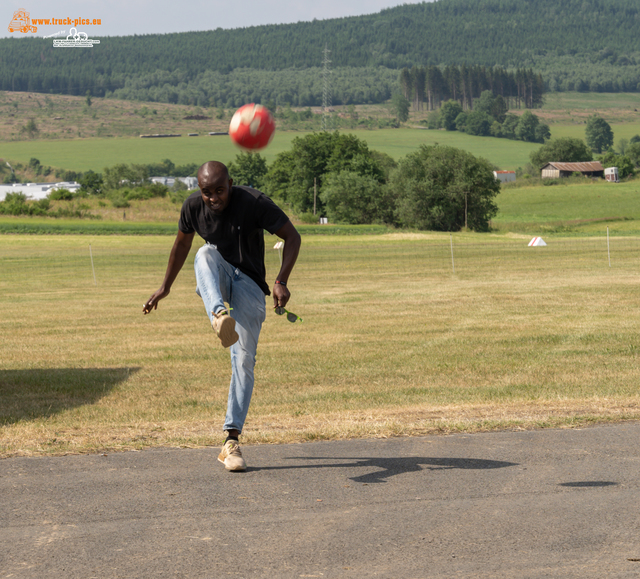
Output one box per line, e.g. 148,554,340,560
198,161,229,184
197,161,233,214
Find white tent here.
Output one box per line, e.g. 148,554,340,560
528,237,547,247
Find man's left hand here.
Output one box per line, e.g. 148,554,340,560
273,283,290,308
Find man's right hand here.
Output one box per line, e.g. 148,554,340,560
143,287,169,314
143,230,195,316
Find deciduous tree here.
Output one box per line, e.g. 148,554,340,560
320,171,395,225
625,141,640,166
390,145,499,232
515,111,539,142
463,111,492,136
78,171,103,195
439,100,463,131
585,115,614,153
530,137,593,170
598,152,634,178
392,93,410,122
264,132,384,214
227,151,268,189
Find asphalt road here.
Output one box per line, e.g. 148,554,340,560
2,423,640,578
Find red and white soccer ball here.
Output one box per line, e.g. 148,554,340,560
228,103,276,150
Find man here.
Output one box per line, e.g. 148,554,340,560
143,161,301,471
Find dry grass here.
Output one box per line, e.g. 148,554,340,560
1,233,639,457
0,92,394,143
0,91,233,141
47,196,184,223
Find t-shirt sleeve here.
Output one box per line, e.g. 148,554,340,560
178,196,196,234
256,194,290,234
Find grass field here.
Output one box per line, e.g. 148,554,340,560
537,92,640,126
541,92,640,111
548,123,640,142
1,233,639,457
1,132,301,173
3,90,640,175
2,128,541,173
493,179,640,235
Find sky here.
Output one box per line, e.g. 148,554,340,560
4,0,434,38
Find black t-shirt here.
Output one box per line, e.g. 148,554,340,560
179,186,289,295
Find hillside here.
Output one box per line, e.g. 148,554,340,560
2,91,640,174
2,0,640,106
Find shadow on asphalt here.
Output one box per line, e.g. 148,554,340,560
252,456,518,483
559,481,619,488
0,367,140,424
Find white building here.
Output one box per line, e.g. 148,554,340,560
493,170,516,183
150,176,198,189
0,181,80,202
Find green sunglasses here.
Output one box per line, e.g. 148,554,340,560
274,306,303,323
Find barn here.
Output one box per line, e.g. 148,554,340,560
540,161,604,179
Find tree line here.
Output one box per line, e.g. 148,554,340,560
8,121,640,225
3,0,640,74
106,67,396,108
400,65,544,111
422,93,550,144
0,139,500,232
249,132,500,231
2,0,640,106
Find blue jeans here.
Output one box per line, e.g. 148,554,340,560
193,243,266,434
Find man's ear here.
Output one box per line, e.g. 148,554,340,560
229,178,233,187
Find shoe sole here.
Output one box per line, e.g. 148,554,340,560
217,454,246,471
215,316,239,348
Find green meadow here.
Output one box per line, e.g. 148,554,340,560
2,90,640,175
550,123,640,142
494,180,640,235
541,92,640,111
2,128,540,173
4,123,638,177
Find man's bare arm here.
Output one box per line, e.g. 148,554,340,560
143,230,195,314
272,220,301,308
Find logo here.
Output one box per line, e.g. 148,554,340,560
8,9,102,37
8,8,37,33
53,27,99,48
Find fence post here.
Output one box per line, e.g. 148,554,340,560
89,244,97,286
450,233,455,273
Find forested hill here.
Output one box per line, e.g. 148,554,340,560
2,0,640,104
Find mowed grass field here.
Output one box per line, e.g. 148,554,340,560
1,232,639,457
494,179,640,235
4,121,639,176
2,127,541,172
3,90,640,174
541,92,640,111
549,123,640,142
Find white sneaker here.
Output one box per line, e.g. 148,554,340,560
218,440,246,471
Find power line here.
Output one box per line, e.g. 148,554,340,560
322,45,332,131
